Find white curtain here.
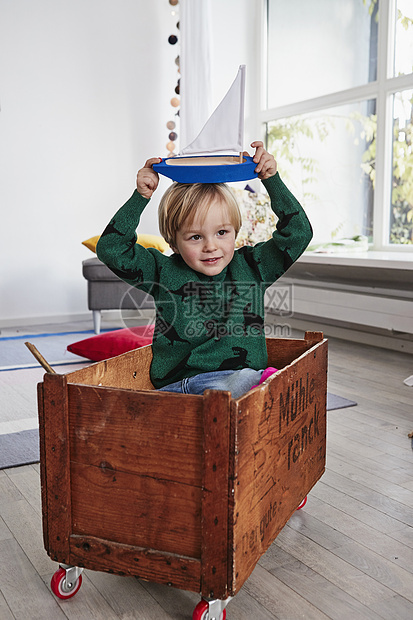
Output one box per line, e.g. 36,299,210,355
179,0,213,150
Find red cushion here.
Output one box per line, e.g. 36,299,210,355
67,325,154,361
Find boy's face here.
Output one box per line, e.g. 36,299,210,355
172,198,236,276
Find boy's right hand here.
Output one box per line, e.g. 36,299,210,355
136,157,162,199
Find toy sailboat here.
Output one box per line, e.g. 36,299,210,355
153,65,257,184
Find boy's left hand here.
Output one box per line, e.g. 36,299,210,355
248,141,277,180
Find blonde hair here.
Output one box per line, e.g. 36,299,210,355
158,183,242,247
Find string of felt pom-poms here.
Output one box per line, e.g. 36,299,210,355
166,0,180,157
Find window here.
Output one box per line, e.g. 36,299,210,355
263,0,413,249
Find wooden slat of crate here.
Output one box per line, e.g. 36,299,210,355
230,338,328,594
200,390,231,600
68,534,201,591
40,374,72,563
67,385,203,486
36,383,48,551
66,344,154,391
67,387,204,559
266,332,324,369
70,460,202,557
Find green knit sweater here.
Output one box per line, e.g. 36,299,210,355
97,173,312,388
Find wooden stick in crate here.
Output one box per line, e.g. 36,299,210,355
25,342,56,374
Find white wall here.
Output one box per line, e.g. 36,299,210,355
0,0,260,326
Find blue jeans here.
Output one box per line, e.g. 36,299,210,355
158,368,263,399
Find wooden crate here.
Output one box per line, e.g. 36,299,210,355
37,331,327,600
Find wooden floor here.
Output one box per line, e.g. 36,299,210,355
0,334,412,619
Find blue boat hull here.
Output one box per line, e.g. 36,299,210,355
153,155,257,184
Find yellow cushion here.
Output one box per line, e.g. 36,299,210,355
82,233,169,253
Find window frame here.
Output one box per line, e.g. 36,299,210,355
259,0,413,252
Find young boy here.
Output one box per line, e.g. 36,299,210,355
96,142,312,398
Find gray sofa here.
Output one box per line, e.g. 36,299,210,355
82,257,155,333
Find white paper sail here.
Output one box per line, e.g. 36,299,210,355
179,65,246,156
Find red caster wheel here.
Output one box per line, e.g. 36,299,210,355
296,496,307,510
50,567,82,599
193,599,227,620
